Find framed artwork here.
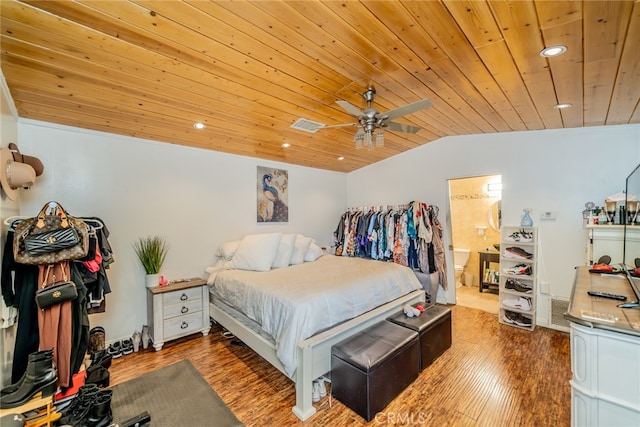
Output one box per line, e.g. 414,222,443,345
257,166,289,222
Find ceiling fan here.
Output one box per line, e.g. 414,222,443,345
292,88,432,149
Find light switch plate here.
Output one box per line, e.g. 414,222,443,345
540,211,557,220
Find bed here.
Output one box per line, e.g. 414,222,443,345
205,233,425,420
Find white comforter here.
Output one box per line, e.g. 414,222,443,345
208,255,422,377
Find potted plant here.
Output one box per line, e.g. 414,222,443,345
133,236,168,288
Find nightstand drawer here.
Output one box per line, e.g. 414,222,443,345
163,299,203,319
162,287,202,306
163,312,203,338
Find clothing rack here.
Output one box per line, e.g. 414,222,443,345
334,201,447,300
346,202,435,214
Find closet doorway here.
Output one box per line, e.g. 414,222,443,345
448,175,501,314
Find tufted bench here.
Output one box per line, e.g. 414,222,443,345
331,320,419,421
387,304,451,371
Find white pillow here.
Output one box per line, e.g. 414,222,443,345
304,241,324,262
216,240,241,261
232,233,282,272
271,233,296,268
290,234,312,265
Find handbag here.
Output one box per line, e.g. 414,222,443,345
35,263,78,309
24,226,80,255
13,201,89,265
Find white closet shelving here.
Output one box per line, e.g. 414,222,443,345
498,226,537,331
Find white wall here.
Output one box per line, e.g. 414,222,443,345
347,125,640,326
8,102,640,342
17,120,347,342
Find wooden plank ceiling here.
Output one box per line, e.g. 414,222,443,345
1,0,639,172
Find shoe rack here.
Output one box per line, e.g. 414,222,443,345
499,226,537,331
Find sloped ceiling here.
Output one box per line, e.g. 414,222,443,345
1,1,639,172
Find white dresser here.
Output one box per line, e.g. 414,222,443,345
146,278,211,351
565,267,640,426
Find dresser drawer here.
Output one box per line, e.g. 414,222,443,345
163,311,203,339
163,299,203,319
162,287,202,306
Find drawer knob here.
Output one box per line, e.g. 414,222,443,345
180,293,188,301
181,321,188,329
181,306,189,314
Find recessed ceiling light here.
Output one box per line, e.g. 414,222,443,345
337,156,345,161
281,142,290,148
193,122,206,129
554,103,572,109
540,45,567,57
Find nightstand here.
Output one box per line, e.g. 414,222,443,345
146,278,211,351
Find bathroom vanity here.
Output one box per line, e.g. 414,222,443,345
478,250,500,294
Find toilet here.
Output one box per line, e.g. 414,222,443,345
453,248,471,288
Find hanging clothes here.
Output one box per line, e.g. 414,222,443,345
332,201,448,301
1,214,113,388
1,231,40,384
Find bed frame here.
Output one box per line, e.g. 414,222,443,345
209,289,425,421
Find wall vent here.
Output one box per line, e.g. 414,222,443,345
290,118,325,133
549,297,570,332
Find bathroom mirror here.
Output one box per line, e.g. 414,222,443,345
488,200,502,232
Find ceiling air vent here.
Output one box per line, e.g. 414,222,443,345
290,118,326,133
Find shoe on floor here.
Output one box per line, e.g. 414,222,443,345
316,378,327,398
107,341,122,359
132,331,141,352
121,338,134,355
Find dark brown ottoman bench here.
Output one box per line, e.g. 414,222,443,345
331,320,419,421
387,304,452,371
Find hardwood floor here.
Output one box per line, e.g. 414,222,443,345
107,305,571,426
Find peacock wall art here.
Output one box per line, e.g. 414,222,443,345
257,166,289,223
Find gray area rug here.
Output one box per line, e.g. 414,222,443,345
110,359,243,426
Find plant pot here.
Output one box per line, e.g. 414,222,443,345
145,273,160,288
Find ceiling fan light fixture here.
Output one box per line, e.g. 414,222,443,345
540,45,567,57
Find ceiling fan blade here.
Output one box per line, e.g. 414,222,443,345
336,100,364,117
379,99,432,121
384,121,422,133
321,122,358,129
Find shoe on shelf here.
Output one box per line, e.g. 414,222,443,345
502,296,532,311
503,264,532,276
121,338,134,355
0,350,58,409
107,341,122,359
503,229,533,243
503,247,533,260
514,313,532,327
503,310,518,324
505,278,532,293
503,310,532,327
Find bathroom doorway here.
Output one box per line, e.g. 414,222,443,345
448,175,502,313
